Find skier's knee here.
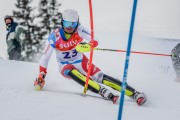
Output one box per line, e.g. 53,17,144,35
61,64,76,79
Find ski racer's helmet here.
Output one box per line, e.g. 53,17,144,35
61,9,79,30
62,9,79,22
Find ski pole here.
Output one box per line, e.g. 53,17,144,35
83,0,94,95
94,48,172,57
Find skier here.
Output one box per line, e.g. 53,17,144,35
34,9,146,105
4,15,24,60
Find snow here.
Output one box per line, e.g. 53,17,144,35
0,37,180,120
0,0,180,120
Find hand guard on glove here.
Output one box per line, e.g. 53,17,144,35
76,40,98,52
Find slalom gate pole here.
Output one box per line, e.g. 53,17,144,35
94,48,171,57
83,0,95,95
118,0,138,120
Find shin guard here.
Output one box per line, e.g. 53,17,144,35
102,74,135,97
67,69,101,94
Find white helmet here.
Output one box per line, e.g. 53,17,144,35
62,9,79,22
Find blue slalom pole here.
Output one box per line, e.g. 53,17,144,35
118,0,138,120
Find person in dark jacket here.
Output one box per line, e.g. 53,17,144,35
4,15,24,60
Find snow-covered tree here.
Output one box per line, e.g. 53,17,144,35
38,0,62,34
49,0,62,30
13,0,42,62
12,0,62,62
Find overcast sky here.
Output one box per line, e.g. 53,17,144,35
0,0,180,58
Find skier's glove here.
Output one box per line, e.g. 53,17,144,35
38,72,46,81
89,40,98,48
34,72,46,88
38,66,47,80
76,40,98,52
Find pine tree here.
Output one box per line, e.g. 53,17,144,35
37,0,51,37
13,0,44,62
12,0,62,62
31,0,62,61
49,0,62,30
38,0,62,34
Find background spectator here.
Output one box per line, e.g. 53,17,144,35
4,15,24,60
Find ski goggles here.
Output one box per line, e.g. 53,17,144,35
62,20,78,28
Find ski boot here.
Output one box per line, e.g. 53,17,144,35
99,87,120,104
112,92,146,105
131,91,146,106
